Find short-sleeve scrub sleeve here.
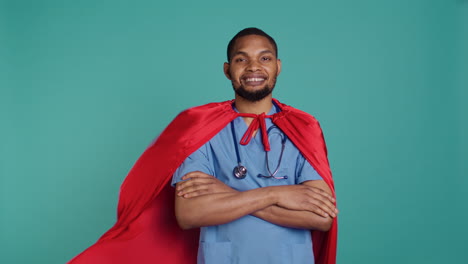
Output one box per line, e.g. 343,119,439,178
171,144,214,187
295,153,323,184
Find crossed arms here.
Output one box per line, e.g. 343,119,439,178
174,171,338,232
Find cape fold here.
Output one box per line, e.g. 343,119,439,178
68,99,337,264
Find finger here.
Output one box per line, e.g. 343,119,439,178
178,184,208,196
177,182,218,196
183,189,211,198
304,204,329,218
177,178,215,191
308,187,336,203
313,196,337,217
307,188,338,215
302,198,333,218
306,192,337,217
180,187,208,197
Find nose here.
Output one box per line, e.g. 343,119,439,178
246,60,261,72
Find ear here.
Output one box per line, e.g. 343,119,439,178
223,62,231,80
276,59,282,76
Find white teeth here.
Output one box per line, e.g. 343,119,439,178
246,78,264,82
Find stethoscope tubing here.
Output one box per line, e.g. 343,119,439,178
231,121,287,180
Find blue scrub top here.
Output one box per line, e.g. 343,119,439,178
172,103,322,264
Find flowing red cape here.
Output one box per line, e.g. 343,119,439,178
68,99,337,264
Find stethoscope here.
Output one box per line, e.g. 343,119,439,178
231,122,288,180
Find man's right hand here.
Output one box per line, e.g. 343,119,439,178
272,184,337,218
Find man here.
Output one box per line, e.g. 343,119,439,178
171,28,337,264
68,28,337,264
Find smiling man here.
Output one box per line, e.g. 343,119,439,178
225,31,279,102
171,28,338,264
69,28,337,264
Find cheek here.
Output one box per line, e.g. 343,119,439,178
231,70,243,81
267,68,277,78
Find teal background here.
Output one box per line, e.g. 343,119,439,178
1,0,467,263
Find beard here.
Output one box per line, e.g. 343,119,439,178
232,80,276,102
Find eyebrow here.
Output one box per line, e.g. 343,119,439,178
232,50,275,57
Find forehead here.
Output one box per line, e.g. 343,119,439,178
231,35,276,56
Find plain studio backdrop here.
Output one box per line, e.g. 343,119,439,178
1,0,467,263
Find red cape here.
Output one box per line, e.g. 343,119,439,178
69,99,337,264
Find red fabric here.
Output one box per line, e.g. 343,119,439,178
238,112,273,151
68,99,337,264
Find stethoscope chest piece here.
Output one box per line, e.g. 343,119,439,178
233,164,247,179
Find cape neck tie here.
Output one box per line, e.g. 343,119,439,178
236,112,273,152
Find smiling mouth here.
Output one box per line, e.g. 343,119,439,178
243,77,266,86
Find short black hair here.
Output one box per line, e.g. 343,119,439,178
226,27,278,62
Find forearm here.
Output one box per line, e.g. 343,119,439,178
175,175,337,230
175,187,276,229
252,205,333,231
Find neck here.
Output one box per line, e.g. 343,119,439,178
234,95,273,115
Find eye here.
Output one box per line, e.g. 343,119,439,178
234,57,247,63
261,56,272,62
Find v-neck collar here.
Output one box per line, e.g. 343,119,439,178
232,102,279,143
